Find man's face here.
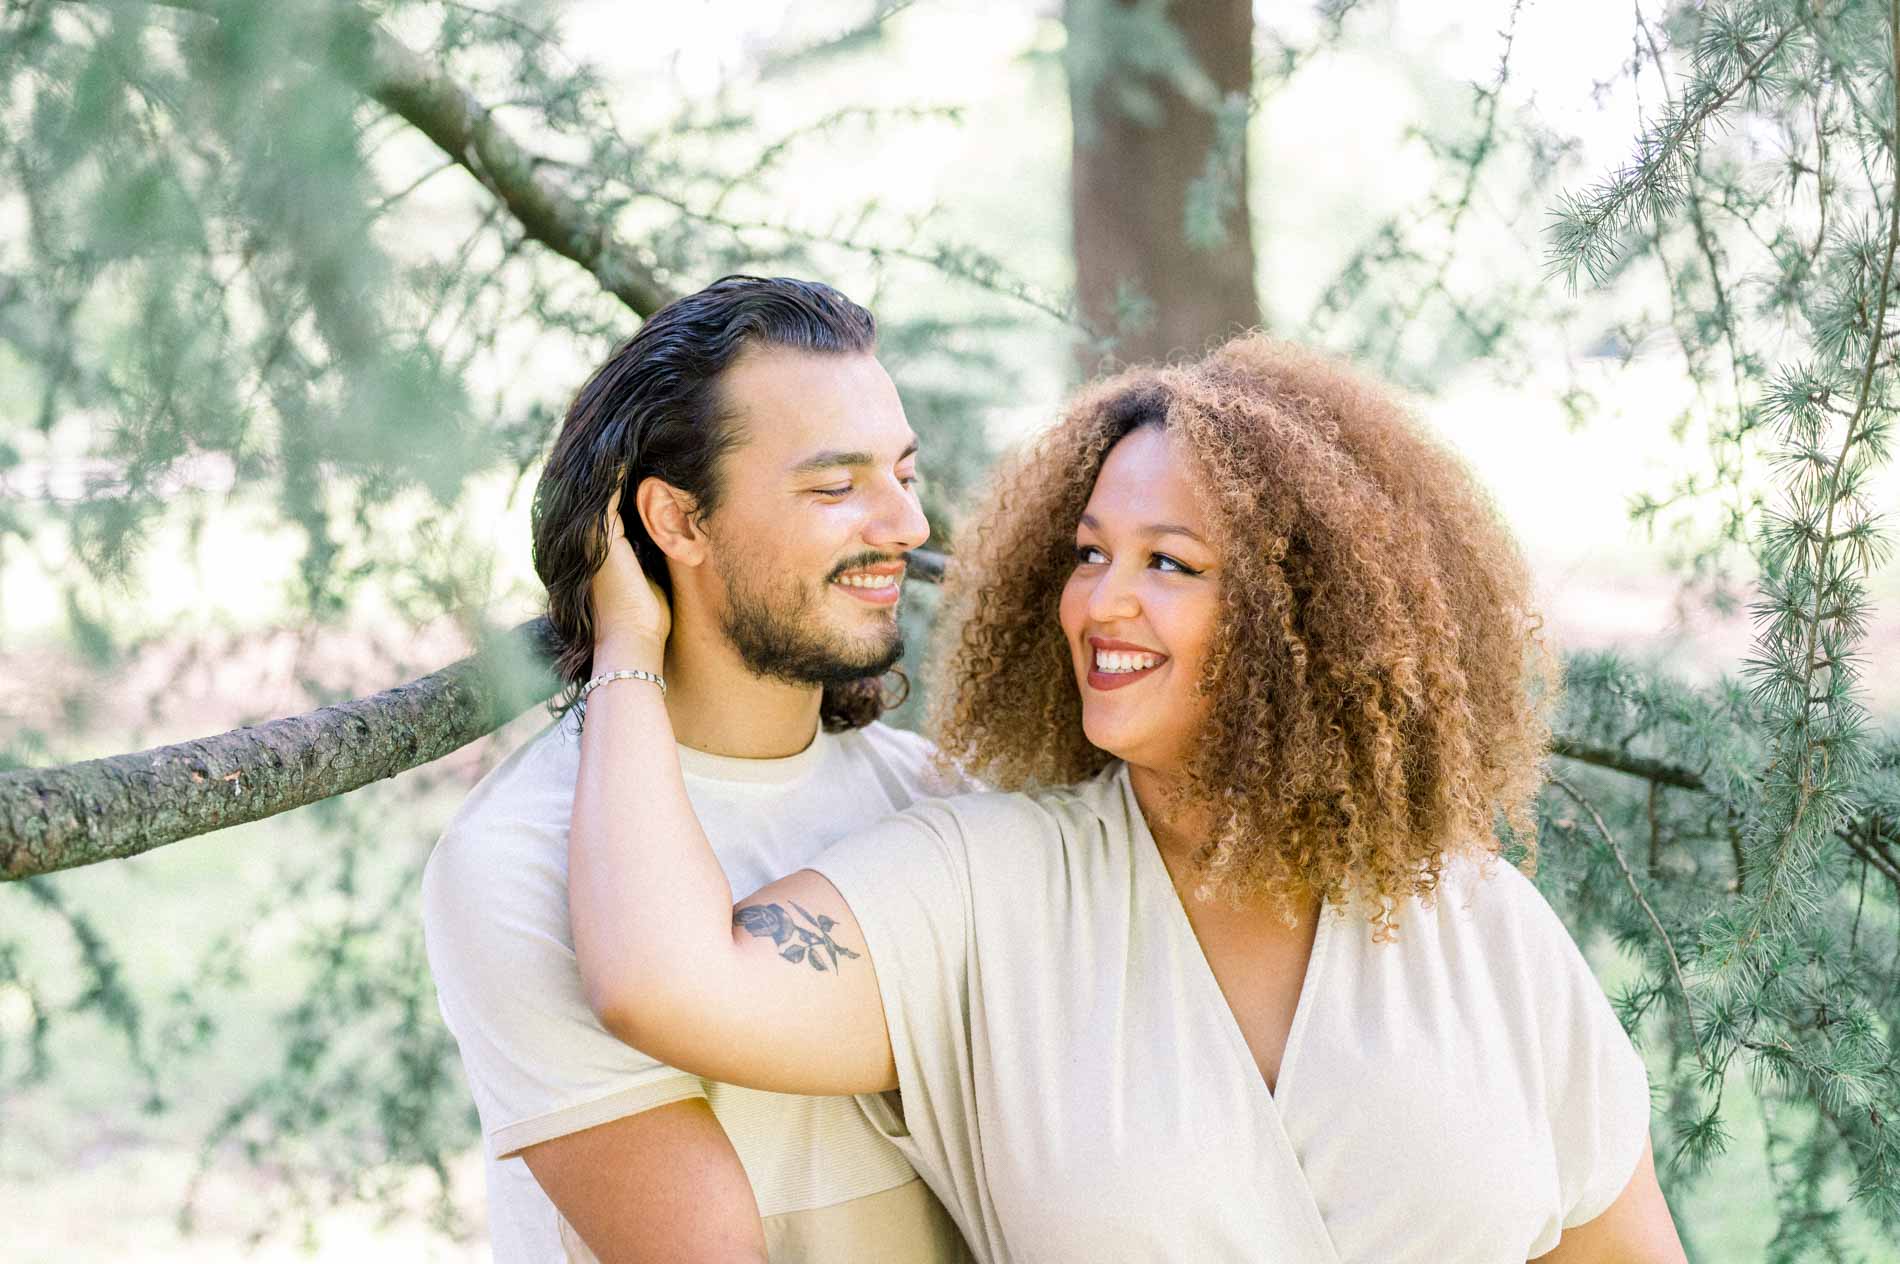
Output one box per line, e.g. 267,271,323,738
697,347,929,686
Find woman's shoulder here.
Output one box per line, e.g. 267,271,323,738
1382,851,1609,1027
898,773,1096,839
1427,852,1574,945
1334,851,1582,970
889,762,1136,871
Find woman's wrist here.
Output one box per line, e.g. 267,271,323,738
593,631,666,676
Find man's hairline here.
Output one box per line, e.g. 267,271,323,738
705,339,913,495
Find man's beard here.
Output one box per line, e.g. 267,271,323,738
717,554,905,687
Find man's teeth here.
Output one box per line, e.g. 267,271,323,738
1094,650,1163,673
835,573,900,589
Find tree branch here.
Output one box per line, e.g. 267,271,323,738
0,551,948,879
145,0,675,317
1,618,560,880
1550,735,1708,789
1549,771,1707,1067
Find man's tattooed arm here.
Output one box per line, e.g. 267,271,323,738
733,901,862,974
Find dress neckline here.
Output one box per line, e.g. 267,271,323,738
1112,762,1335,1110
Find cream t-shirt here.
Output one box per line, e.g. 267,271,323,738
812,761,1652,1263
422,710,970,1263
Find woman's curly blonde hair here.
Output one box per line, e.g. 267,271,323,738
927,335,1560,932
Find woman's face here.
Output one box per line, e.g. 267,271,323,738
1058,424,1222,776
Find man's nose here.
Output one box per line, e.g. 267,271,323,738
865,474,930,553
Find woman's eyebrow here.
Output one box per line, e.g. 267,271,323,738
1077,513,1207,544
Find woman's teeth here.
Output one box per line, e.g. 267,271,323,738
1094,650,1163,673
835,573,899,589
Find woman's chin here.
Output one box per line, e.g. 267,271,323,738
1079,718,1138,764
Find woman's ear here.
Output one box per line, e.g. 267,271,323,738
635,475,709,568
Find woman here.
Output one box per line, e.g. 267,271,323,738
568,335,1688,1261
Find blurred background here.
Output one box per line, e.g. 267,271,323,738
4,1,1898,1260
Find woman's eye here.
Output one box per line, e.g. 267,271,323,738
1073,544,1106,564
1153,553,1199,575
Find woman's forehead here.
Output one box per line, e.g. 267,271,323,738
1085,426,1207,525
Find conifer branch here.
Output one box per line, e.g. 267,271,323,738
1550,735,1710,790
1547,19,1796,289
1738,0,1900,955
133,0,675,317
0,618,564,880
1549,772,1708,1067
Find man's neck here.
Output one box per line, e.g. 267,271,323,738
660,615,825,760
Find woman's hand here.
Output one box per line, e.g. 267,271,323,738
589,486,671,662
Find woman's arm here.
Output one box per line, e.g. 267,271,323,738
1532,1141,1686,1263
568,490,896,1096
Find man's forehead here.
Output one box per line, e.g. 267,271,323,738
716,347,913,462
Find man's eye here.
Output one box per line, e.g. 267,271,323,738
1073,544,1106,564
814,485,852,498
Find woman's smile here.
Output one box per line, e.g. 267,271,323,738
1086,636,1170,690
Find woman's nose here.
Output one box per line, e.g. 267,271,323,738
1085,567,1141,623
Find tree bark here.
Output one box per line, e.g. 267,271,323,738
1,618,560,880
1067,0,1259,368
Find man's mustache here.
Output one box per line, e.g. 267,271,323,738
826,551,910,581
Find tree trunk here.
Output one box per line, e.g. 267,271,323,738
1067,0,1259,369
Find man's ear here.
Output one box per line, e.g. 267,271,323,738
634,475,709,567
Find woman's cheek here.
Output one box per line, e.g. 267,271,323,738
1057,576,1086,641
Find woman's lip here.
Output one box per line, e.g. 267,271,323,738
1087,636,1163,653
1085,661,1164,692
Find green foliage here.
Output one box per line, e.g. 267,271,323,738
3,0,1900,1256
1540,1,1900,1252
175,822,473,1242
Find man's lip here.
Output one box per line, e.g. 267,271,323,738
832,562,907,580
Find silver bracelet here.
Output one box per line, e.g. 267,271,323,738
578,667,667,704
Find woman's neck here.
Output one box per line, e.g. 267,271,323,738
1128,759,1322,924
1126,761,1212,870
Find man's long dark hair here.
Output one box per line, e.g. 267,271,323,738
531,275,897,730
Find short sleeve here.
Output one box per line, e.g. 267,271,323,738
421,827,705,1159
808,801,984,1215
1509,869,1654,1229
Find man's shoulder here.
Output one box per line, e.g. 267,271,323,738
422,714,577,917
845,718,935,764
838,721,975,801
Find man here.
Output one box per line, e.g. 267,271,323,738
422,276,971,1262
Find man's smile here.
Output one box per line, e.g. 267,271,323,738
831,562,905,605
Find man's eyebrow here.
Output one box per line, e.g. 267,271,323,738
786,437,920,477
1076,513,1208,544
